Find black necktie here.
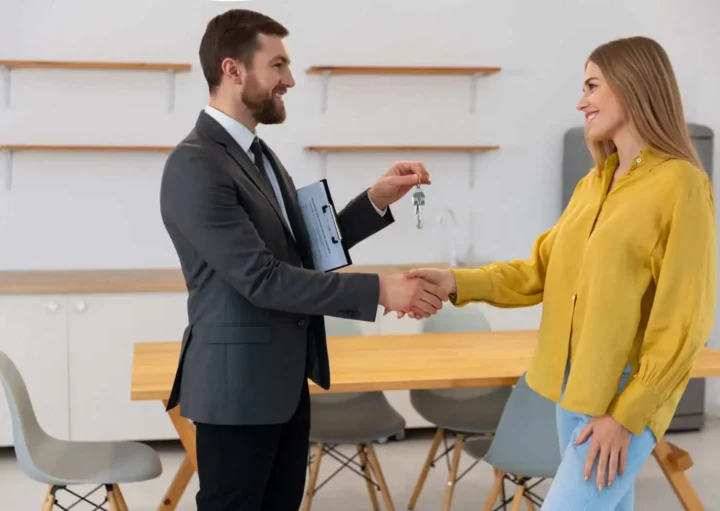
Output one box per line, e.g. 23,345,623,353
250,137,272,186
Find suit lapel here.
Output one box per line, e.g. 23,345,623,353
261,140,316,269
195,112,293,239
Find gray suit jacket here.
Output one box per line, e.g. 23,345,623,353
160,111,393,426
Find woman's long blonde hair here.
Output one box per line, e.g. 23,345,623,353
586,36,703,172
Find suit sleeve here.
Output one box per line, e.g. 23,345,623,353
161,147,380,321
336,189,395,249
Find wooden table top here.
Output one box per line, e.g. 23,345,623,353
130,330,720,401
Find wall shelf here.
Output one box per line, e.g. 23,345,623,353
305,65,501,112
0,60,192,110
0,144,174,191
304,145,499,187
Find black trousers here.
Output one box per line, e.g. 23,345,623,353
194,381,310,511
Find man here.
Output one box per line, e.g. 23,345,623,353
160,8,447,511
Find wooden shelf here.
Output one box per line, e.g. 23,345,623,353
306,66,501,76
0,144,174,152
0,60,191,111
305,145,499,153
0,60,191,72
0,145,174,191
306,65,500,113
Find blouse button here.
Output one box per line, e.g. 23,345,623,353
636,157,642,164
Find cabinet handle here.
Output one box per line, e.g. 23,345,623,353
75,301,87,312
47,302,59,312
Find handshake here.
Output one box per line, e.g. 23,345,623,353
378,268,457,319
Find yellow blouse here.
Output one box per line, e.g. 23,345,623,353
451,149,716,439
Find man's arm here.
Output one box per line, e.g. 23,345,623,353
161,147,442,320
335,190,394,250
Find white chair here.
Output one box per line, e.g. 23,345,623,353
0,350,162,510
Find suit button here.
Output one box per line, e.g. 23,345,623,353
298,319,308,328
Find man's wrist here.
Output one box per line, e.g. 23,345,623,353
367,187,388,213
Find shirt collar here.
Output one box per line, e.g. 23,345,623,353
204,105,256,153
603,147,669,175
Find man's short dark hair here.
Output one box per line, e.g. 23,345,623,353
199,9,289,92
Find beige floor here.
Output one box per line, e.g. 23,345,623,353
2,425,719,510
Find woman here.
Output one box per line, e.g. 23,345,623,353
407,36,716,510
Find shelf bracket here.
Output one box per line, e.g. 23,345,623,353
2,149,13,191
167,71,177,112
1,66,10,107
468,150,479,188
320,70,331,113
469,72,482,113
319,151,328,180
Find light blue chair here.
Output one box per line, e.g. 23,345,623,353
463,373,561,510
408,305,512,510
303,317,405,511
0,350,162,510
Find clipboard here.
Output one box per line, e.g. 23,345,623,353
296,179,352,272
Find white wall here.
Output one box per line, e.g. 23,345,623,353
2,0,720,409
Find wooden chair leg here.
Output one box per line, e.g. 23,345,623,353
41,485,56,511
365,443,395,511
408,428,444,510
112,485,129,511
106,486,122,511
358,444,380,511
483,469,505,511
301,443,324,511
442,433,464,511
525,491,536,511
510,484,526,511
652,438,704,511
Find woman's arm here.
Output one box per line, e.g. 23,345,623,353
608,181,717,436
450,225,559,307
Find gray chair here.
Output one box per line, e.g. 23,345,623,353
462,372,561,511
408,306,512,511
0,350,162,511
302,317,405,511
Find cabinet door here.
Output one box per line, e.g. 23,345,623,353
0,295,69,447
67,292,188,442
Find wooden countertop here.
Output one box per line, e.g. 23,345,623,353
0,263,466,295
130,330,720,401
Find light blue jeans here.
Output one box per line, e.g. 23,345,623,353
541,365,657,510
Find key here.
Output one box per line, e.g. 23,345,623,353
412,184,425,229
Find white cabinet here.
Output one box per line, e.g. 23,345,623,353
66,292,188,442
0,296,69,447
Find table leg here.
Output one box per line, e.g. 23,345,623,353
652,438,704,511
158,400,198,511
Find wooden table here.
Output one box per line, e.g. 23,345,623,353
131,330,720,511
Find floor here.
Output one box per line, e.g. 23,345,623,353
2,425,719,510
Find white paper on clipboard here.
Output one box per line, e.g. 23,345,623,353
296,179,351,272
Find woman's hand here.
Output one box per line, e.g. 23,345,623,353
576,414,632,490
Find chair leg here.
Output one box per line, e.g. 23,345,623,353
41,485,56,511
525,493,536,511
112,485,129,511
365,443,395,511
442,433,464,511
483,469,505,511
408,427,444,510
511,484,525,511
106,485,122,511
301,443,324,511
358,444,380,511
